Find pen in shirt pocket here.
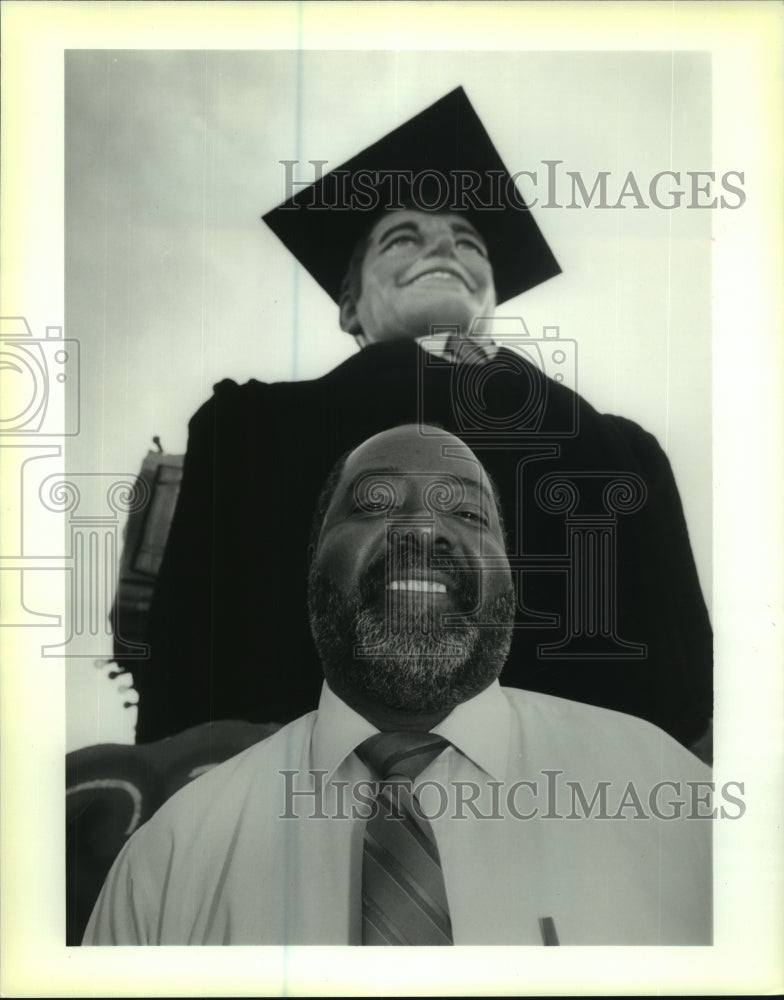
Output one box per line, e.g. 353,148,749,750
539,916,560,946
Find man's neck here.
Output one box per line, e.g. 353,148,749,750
354,329,498,360
324,674,503,733
329,685,454,733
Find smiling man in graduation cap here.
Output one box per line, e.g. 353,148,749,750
133,88,712,756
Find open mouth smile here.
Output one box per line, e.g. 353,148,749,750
405,267,472,290
387,578,448,594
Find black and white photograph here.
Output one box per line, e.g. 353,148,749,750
1,1,782,995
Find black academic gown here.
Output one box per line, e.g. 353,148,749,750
132,340,712,747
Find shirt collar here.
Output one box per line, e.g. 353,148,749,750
311,682,379,781
312,679,511,783
430,680,511,782
416,330,498,360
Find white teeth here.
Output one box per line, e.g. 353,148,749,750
388,579,447,594
411,270,463,284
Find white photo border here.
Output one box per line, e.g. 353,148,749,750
1,1,782,995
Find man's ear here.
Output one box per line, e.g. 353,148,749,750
339,291,362,338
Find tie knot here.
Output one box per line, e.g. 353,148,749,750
356,731,449,782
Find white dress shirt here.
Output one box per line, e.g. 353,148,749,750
84,682,712,945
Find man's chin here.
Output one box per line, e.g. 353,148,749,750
409,301,477,338
340,646,481,715
354,606,473,661
374,300,479,343
363,592,461,629
332,609,509,715
308,571,514,715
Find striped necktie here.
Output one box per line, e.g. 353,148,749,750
356,731,453,946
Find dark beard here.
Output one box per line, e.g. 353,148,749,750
308,566,515,715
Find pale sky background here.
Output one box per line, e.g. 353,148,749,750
64,49,713,748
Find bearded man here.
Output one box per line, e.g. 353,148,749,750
88,425,711,946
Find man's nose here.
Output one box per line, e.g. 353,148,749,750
385,511,454,554
423,231,458,259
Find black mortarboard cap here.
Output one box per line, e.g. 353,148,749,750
262,87,560,305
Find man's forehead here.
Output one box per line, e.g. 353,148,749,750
368,209,485,244
339,431,490,494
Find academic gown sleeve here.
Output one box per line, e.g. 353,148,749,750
132,375,328,742
131,384,230,742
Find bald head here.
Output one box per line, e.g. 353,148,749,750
314,424,504,548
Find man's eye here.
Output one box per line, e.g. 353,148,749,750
456,238,487,257
353,499,389,514
382,235,418,252
455,509,488,526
